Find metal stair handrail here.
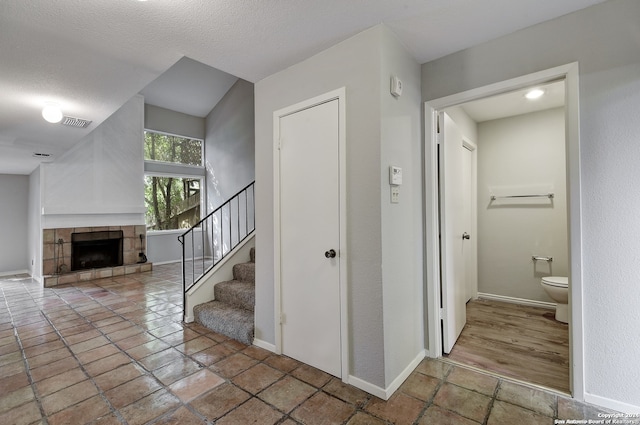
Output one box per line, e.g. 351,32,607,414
178,181,255,308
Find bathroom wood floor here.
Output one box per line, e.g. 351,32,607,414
446,298,570,393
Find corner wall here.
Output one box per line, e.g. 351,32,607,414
205,79,255,211
421,0,640,411
0,174,29,275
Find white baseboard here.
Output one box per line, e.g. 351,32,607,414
477,292,555,309
584,393,640,414
347,375,387,400
252,338,276,353
0,269,29,277
348,350,426,400
184,315,194,323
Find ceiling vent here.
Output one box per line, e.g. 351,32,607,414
61,116,92,128
32,152,52,158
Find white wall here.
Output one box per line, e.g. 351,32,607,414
0,174,29,275
477,108,567,302
205,79,255,210
421,0,640,411
380,29,424,386
41,95,145,229
28,168,42,280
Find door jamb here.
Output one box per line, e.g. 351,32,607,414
272,87,349,381
423,63,584,400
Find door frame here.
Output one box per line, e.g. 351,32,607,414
461,137,478,302
272,87,349,381
423,63,584,400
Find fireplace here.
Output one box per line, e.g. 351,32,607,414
71,230,123,271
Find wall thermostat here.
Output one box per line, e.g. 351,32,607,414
389,166,402,185
390,75,403,97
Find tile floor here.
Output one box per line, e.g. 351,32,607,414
0,265,615,424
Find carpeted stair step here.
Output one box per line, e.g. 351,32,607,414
233,262,255,283
214,280,255,311
193,301,254,345
250,247,255,263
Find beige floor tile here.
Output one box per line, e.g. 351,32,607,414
152,357,204,385
323,378,369,406
232,363,284,394
119,389,181,425
210,352,258,378
169,368,225,402
291,363,332,388
292,391,356,425
364,392,424,425
153,406,206,424
190,382,251,420
0,400,42,425
433,382,492,423
419,405,481,425
218,397,284,425
446,366,499,396
41,379,98,415
496,380,556,417
46,394,111,425
104,374,163,408
487,400,555,425
399,371,440,401
258,375,316,413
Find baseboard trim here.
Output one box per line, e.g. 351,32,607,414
252,338,276,353
0,269,29,277
584,393,640,414
477,292,555,309
184,315,194,323
347,375,387,400
348,350,426,400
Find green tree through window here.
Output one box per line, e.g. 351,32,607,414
144,131,203,231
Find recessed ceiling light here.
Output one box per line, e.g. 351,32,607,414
525,89,545,100
42,102,63,123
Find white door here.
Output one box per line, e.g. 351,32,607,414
278,98,342,377
440,112,467,354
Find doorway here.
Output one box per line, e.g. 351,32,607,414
424,64,584,398
273,88,348,379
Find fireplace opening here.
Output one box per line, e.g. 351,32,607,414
71,231,123,271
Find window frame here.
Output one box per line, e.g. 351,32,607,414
143,129,206,234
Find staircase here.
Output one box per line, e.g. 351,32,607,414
193,248,255,345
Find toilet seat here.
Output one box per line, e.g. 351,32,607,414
541,276,568,288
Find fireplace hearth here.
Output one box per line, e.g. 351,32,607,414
42,225,152,288
71,230,123,271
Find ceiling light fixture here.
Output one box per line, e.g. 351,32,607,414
42,102,63,123
525,89,545,100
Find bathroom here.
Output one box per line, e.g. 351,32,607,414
442,80,570,392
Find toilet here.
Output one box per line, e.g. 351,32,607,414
541,276,569,323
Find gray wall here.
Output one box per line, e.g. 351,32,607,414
477,108,567,302
255,25,424,390
0,174,29,274
144,104,205,140
422,0,640,409
205,79,255,211
255,26,384,387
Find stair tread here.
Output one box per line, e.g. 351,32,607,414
215,280,255,312
233,262,255,283
193,301,254,345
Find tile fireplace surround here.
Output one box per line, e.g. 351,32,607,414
42,225,152,287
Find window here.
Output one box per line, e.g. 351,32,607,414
144,131,202,166
144,131,205,231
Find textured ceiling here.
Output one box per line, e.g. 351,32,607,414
0,0,607,174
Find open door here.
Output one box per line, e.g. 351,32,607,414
439,112,467,354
